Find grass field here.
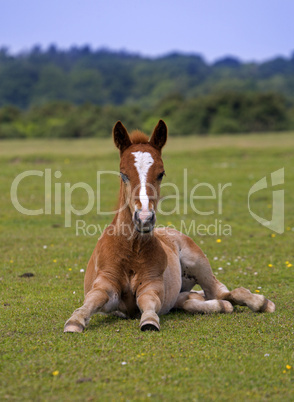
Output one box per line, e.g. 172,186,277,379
1,132,294,401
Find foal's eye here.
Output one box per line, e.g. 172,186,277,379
157,171,165,181
120,172,129,183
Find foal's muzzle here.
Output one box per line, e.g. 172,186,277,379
133,209,156,233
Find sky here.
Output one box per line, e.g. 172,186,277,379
1,0,294,63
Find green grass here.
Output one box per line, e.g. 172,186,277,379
1,133,294,401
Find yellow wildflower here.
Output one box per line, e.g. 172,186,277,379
216,239,221,243
52,370,59,376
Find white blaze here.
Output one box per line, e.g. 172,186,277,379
132,151,154,211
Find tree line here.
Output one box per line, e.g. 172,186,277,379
0,46,294,137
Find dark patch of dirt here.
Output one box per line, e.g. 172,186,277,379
19,273,35,278
76,377,93,384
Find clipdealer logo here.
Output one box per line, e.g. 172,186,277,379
248,168,284,234
10,167,285,235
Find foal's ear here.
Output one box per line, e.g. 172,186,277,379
113,121,132,153
149,120,167,152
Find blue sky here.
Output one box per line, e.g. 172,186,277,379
1,0,293,62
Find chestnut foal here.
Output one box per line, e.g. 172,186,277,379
64,120,275,333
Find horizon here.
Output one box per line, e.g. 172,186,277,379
1,44,294,65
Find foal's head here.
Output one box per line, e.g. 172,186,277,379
113,120,167,234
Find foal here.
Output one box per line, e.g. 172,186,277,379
64,120,275,332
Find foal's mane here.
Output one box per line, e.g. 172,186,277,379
130,130,149,144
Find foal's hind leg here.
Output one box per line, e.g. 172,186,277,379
174,291,233,314
192,258,276,313
220,287,275,312
179,233,275,313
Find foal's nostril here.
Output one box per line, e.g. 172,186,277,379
149,210,156,223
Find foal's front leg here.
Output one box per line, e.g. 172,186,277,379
64,278,118,333
136,280,164,331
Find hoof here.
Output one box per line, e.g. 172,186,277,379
64,321,84,333
219,300,234,313
140,320,160,332
260,299,276,313
140,311,160,331
265,300,276,313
